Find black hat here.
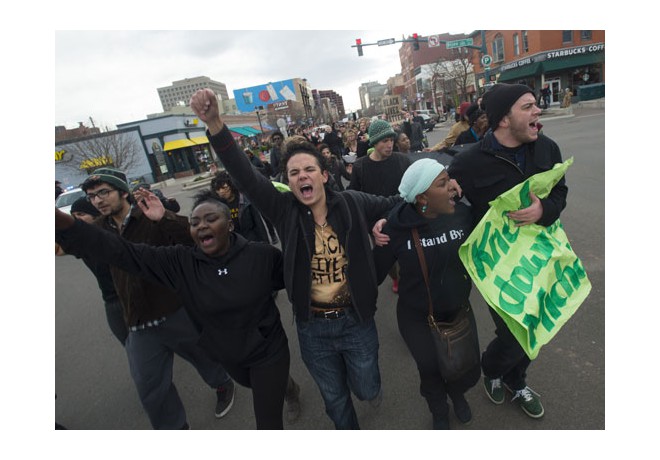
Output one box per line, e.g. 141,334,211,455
482,83,534,131
465,103,485,126
70,197,101,217
82,167,129,193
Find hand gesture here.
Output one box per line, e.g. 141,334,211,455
507,192,543,227
133,188,165,222
189,88,224,135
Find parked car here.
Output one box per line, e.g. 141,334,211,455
416,109,446,123
55,188,85,214
417,113,436,132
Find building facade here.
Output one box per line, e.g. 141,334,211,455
469,30,605,104
398,32,471,112
316,89,345,120
157,76,229,112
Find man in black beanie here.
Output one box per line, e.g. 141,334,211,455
448,83,568,420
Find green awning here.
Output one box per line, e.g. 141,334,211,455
239,126,262,135
498,62,542,82
541,52,604,73
229,127,253,137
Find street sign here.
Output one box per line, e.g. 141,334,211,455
446,38,473,49
428,35,440,47
377,38,395,46
481,54,493,66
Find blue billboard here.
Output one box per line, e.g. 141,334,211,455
233,79,297,113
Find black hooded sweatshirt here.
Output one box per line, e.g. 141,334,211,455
373,201,474,322
56,220,287,368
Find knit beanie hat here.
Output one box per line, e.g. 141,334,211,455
482,83,534,131
368,119,396,147
398,158,446,203
82,167,129,193
70,197,101,217
466,103,485,126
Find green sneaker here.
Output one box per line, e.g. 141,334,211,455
510,386,544,418
483,376,505,404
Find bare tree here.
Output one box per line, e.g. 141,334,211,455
430,48,475,106
57,130,145,176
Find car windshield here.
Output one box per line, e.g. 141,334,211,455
56,189,85,207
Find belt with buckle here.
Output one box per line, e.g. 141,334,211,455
310,307,346,319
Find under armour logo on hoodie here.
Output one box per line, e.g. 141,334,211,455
218,268,228,276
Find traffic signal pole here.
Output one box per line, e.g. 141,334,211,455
352,31,490,89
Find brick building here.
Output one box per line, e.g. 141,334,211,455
469,30,605,105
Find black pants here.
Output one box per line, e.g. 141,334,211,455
481,307,531,391
223,346,290,429
397,306,480,418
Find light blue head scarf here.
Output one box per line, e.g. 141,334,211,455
398,159,446,203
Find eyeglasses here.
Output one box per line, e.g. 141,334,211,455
86,188,116,201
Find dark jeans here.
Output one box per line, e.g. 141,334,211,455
397,305,480,418
481,307,531,391
104,297,128,345
296,309,381,429
125,307,231,429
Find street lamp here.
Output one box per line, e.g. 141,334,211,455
255,105,264,134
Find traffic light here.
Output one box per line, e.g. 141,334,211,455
356,38,363,56
412,33,420,50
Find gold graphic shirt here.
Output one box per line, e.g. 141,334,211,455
310,222,351,308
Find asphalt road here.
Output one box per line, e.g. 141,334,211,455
54,107,605,435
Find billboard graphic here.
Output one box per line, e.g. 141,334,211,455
233,79,297,112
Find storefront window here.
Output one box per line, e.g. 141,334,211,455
572,65,602,88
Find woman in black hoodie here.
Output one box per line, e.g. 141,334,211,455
55,190,291,429
372,158,481,430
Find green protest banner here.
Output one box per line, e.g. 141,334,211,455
458,158,591,359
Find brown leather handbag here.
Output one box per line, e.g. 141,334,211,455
412,227,480,382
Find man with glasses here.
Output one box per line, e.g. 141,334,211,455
62,167,235,429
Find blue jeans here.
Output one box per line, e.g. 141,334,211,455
296,309,381,429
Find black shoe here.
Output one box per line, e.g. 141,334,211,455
451,395,472,424
215,380,235,418
284,377,301,424
432,415,450,430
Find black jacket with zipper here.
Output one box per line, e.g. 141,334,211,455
208,125,401,322
448,130,567,226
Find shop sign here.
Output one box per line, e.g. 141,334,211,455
496,42,605,73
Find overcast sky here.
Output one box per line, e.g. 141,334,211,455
55,30,467,129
